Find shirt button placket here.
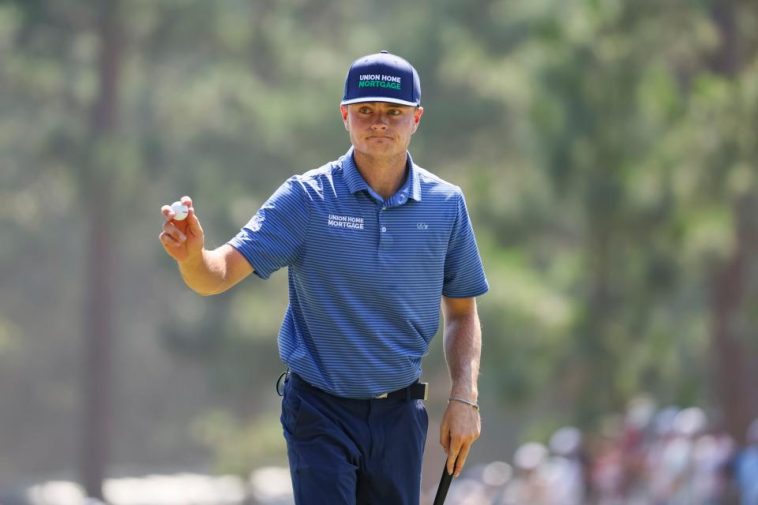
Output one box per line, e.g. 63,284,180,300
378,205,392,249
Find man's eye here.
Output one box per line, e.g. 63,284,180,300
388,109,402,116
359,107,372,114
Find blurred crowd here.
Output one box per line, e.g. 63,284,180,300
440,398,758,505
8,399,758,505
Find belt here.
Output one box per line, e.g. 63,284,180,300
375,381,429,401
284,372,428,401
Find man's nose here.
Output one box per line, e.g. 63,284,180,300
370,113,389,129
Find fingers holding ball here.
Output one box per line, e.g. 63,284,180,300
170,201,189,221
161,197,192,222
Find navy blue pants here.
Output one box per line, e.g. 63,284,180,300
280,373,428,505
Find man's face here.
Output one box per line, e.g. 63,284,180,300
341,102,424,158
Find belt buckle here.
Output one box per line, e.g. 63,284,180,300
374,392,389,399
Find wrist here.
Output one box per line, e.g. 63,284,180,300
178,248,205,267
448,396,480,412
450,384,478,403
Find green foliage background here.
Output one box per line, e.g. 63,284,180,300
1,0,757,489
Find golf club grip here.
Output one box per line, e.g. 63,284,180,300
432,463,454,505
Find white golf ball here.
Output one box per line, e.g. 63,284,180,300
170,201,189,221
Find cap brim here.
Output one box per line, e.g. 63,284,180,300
340,96,419,107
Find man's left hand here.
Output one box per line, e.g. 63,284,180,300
439,399,481,477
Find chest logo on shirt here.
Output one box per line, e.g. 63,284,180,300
327,214,365,230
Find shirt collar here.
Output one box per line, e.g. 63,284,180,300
341,147,423,204
342,147,369,195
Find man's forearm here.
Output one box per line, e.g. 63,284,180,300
444,312,482,400
178,248,229,296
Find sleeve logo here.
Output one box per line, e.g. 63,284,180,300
250,212,265,232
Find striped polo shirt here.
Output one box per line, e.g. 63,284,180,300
229,148,488,398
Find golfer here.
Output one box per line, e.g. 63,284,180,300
159,51,488,505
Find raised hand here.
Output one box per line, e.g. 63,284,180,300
159,196,205,264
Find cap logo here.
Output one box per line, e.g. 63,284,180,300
358,74,402,90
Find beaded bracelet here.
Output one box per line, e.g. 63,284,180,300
449,396,480,411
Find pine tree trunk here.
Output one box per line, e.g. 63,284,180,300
707,0,758,445
81,0,121,499
710,195,758,444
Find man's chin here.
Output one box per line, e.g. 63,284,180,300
359,142,391,152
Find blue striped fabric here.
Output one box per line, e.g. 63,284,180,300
228,148,488,398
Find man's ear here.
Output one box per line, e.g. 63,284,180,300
412,106,424,133
340,105,349,130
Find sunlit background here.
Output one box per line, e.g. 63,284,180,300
1,0,758,504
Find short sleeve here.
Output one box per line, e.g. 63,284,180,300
228,176,310,279
442,191,489,297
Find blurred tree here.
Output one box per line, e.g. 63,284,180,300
426,0,758,441
715,0,758,443
673,0,758,441
80,0,122,498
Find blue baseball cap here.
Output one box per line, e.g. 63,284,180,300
341,51,421,107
